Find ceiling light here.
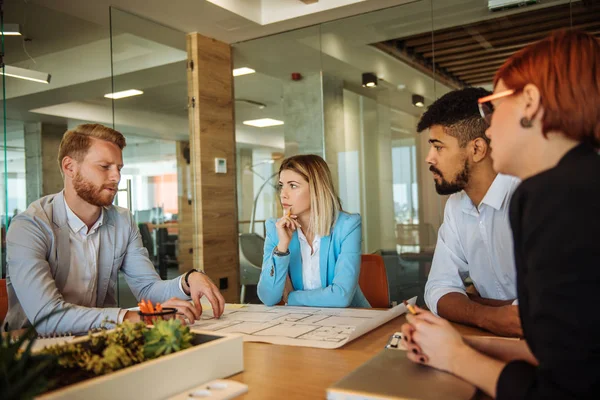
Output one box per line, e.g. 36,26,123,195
243,118,284,128
1,24,21,36
412,94,425,108
104,89,144,99
233,67,255,77
362,72,378,88
236,98,266,109
0,65,51,84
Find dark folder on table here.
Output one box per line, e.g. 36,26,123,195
327,347,476,400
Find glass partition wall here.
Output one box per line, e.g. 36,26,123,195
1,0,114,278
109,8,190,307
232,0,589,305
0,0,594,310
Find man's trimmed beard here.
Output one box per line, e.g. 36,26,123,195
73,172,117,207
430,158,470,195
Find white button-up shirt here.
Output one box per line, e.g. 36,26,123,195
425,174,520,315
63,201,103,308
62,200,187,325
297,229,322,290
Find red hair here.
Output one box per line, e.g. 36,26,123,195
494,30,600,147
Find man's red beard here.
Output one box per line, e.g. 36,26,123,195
73,172,117,207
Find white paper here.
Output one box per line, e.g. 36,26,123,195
190,296,416,349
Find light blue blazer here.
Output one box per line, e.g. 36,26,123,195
257,212,370,308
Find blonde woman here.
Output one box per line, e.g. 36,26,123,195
257,154,370,308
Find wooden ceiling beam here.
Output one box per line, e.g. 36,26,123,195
413,14,600,53
460,71,497,81
402,4,575,48
448,59,506,73
371,42,464,90
468,78,495,85
430,42,529,63
439,52,514,68
423,21,600,59
458,67,505,80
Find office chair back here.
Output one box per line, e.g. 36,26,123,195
359,254,390,308
0,279,8,323
239,233,264,303
138,223,154,257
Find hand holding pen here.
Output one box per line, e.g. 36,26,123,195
401,301,468,373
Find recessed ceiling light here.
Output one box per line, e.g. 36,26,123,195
233,67,255,77
243,118,284,128
1,24,21,36
104,89,144,99
0,65,51,84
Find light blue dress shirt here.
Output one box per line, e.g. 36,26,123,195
424,174,520,315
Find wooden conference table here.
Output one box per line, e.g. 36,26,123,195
229,314,492,399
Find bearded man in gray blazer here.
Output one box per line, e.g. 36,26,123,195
5,124,225,335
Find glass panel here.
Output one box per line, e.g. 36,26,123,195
109,8,188,307
233,25,323,235
320,1,437,305
1,1,114,278
233,25,323,302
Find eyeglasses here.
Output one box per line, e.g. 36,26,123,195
477,89,516,126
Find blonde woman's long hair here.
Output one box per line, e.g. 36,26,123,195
279,154,343,237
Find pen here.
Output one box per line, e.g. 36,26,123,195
403,300,417,315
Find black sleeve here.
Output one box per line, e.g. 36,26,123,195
497,176,600,400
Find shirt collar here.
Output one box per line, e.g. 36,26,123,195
64,199,104,234
480,174,514,211
297,229,321,246
461,174,515,213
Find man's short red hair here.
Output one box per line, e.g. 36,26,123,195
494,30,600,148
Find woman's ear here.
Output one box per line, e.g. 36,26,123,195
522,83,542,122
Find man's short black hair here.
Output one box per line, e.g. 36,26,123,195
416,87,492,147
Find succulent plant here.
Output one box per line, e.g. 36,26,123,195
43,321,147,375
4,314,195,397
143,318,193,359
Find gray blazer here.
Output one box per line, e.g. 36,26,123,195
4,192,187,334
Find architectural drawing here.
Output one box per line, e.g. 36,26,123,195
190,297,416,349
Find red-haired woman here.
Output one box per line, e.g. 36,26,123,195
401,30,600,399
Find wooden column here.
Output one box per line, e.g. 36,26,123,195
176,141,194,274
186,33,239,303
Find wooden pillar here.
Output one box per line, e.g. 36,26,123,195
186,33,239,303
176,141,194,274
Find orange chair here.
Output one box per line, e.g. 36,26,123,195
0,279,8,323
359,254,390,308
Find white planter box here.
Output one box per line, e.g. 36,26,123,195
37,329,244,400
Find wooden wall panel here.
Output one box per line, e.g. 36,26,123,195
186,33,240,303
176,141,195,274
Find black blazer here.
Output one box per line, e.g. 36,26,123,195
497,144,600,399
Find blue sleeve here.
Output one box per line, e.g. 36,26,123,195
287,215,361,307
257,219,289,306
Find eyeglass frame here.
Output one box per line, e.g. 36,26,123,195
477,89,517,126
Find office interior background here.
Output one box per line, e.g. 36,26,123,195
1,0,597,307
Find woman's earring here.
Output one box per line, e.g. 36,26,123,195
520,117,533,128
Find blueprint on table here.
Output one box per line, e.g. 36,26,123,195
190,296,416,349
